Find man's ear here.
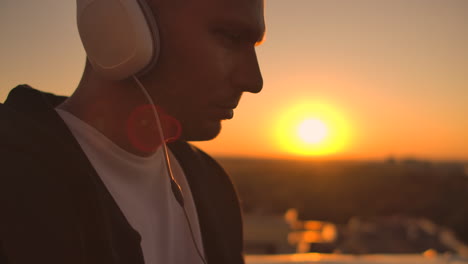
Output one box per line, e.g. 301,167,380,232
76,0,160,80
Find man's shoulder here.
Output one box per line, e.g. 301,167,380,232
3,84,67,110
0,85,69,161
0,86,84,204
0,97,39,158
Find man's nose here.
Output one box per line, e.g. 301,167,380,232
235,48,263,94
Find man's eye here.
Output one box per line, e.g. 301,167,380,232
224,32,241,42
216,30,242,45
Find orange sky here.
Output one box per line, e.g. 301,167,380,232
1,0,467,161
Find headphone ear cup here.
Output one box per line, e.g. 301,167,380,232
77,0,160,80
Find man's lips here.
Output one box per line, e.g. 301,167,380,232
209,107,234,120
209,103,238,120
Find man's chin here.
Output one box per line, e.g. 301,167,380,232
180,119,222,141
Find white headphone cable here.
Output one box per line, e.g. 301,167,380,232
131,76,182,203
131,75,208,264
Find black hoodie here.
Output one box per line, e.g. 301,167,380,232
0,85,244,264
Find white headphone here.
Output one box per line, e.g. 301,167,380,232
76,0,160,80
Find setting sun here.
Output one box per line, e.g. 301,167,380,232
297,119,328,144
275,102,350,157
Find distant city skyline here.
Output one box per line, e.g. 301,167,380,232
1,0,467,160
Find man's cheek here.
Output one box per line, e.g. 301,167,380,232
213,48,233,75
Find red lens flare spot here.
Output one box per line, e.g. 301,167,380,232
126,104,181,153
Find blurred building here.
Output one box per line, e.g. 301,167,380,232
243,209,468,257
243,212,295,254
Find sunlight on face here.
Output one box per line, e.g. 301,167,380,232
275,102,350,157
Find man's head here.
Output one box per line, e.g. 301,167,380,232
143,0,265,141
77,0,265,144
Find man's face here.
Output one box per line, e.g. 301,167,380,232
142,0,265,141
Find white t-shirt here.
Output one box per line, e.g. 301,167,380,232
56,109,205,264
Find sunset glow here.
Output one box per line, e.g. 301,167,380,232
2,1,467,160
275,102,350,157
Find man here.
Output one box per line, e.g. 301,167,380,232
0,0,265,263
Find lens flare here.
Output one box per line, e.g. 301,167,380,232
126,104,181,154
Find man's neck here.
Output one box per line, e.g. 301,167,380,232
57,77,158,157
